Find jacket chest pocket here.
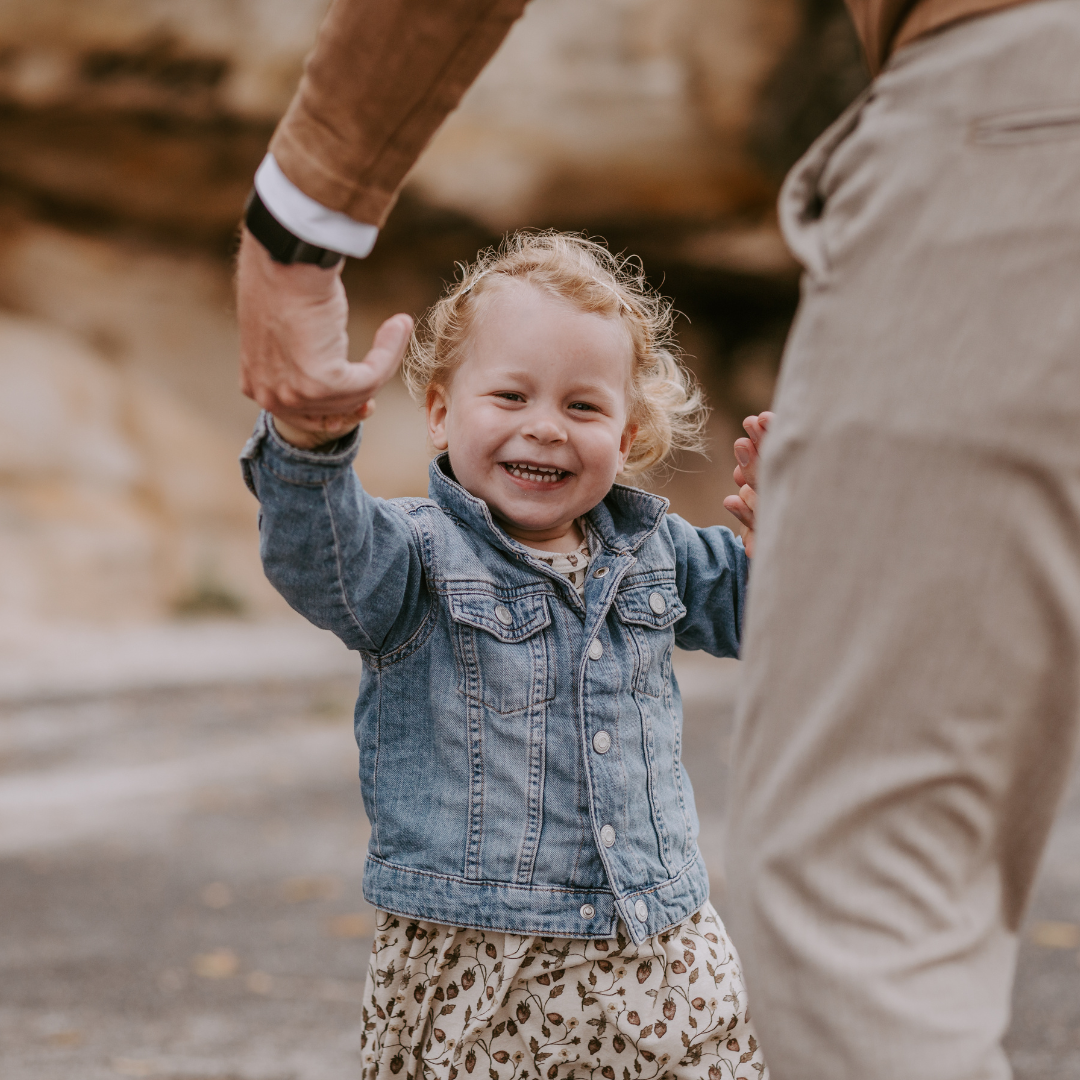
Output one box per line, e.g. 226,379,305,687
448,591,555,714
613,581,686,698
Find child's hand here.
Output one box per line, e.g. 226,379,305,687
723,412,772,558
269,313,414,450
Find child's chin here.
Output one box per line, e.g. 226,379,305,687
495,506,570,535
504,514,564,533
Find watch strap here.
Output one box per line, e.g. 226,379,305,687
243,189,345,269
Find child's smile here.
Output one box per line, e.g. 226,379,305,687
499,461,572,485
427,279,638,552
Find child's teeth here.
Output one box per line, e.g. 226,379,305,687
505,462,564,481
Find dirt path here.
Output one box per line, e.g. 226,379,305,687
0,653,1076,1079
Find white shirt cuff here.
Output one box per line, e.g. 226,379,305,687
254,154,380,259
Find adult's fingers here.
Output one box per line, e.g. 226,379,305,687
263,313,413,417
345,313,414,396
236,231,416,419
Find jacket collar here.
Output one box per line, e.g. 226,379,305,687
427,454,669,557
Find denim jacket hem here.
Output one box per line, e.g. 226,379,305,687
364,850,709,943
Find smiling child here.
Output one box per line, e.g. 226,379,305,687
241,231,768,1080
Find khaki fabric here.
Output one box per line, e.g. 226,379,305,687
892,0,1039,63
728,3,1080,1078
847,0,1037,71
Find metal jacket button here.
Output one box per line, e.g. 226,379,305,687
494,604,513,625
634,899,648,922
593,567,608,578
600,824,616,847
649,591,667,614
588,639,603,661
592,730,611,754
580,903,595,919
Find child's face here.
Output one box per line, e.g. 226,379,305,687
427,281,638,547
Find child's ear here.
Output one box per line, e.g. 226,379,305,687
427,386,450,451
617,423,639,472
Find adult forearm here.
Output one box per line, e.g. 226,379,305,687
269,0,530,227
235,229,412,434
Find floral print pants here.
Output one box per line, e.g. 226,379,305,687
361,903,767,1080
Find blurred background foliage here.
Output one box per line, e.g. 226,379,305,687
0,0,867,627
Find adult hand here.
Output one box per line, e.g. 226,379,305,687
236,227,413,448
723,411,772,558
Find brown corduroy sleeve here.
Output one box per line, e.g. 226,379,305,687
844,0,922,70
269,0,530,228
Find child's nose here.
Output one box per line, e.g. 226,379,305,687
522,412,567,443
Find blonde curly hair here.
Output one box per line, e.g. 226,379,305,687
402,230,707,476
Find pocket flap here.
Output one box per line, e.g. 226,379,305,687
448,590,552,642
614,581,686,629
973,103,1080,145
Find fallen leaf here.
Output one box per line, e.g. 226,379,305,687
112,1060,156,1077
280,875,341,903
327,913,373,938
193,948,239,979
47,1030,83,1047
200,882,233,909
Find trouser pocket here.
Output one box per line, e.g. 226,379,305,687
971,102,1080,144
777,86,873,279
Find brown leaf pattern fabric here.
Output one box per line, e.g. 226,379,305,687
361,903,767,1080
522,532,592,599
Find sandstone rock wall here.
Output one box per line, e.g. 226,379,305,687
0,0,864,626
0,0,856,234
0,310,283,624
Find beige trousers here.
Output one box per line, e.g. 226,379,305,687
727,3,1080,1078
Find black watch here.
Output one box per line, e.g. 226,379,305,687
243,188,345,269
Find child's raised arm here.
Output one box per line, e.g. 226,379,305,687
723,412,772,558
240,411,428,658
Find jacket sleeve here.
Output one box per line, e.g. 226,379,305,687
240,413,429,656
666,513,749,659
269,0,530,229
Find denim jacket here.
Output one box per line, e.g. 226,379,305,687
241,413,748,943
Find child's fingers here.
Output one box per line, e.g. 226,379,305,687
723,493,753,531
742,412,772,450
733,436,759,490
735,411,775,489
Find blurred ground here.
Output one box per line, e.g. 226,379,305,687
0,645,1077,1080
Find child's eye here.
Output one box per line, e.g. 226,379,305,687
569,402,599,412
495,392,525,402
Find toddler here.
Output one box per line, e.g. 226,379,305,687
241,232,768,1080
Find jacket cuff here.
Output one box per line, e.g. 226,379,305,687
240,411,361,495
254,154,380,258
